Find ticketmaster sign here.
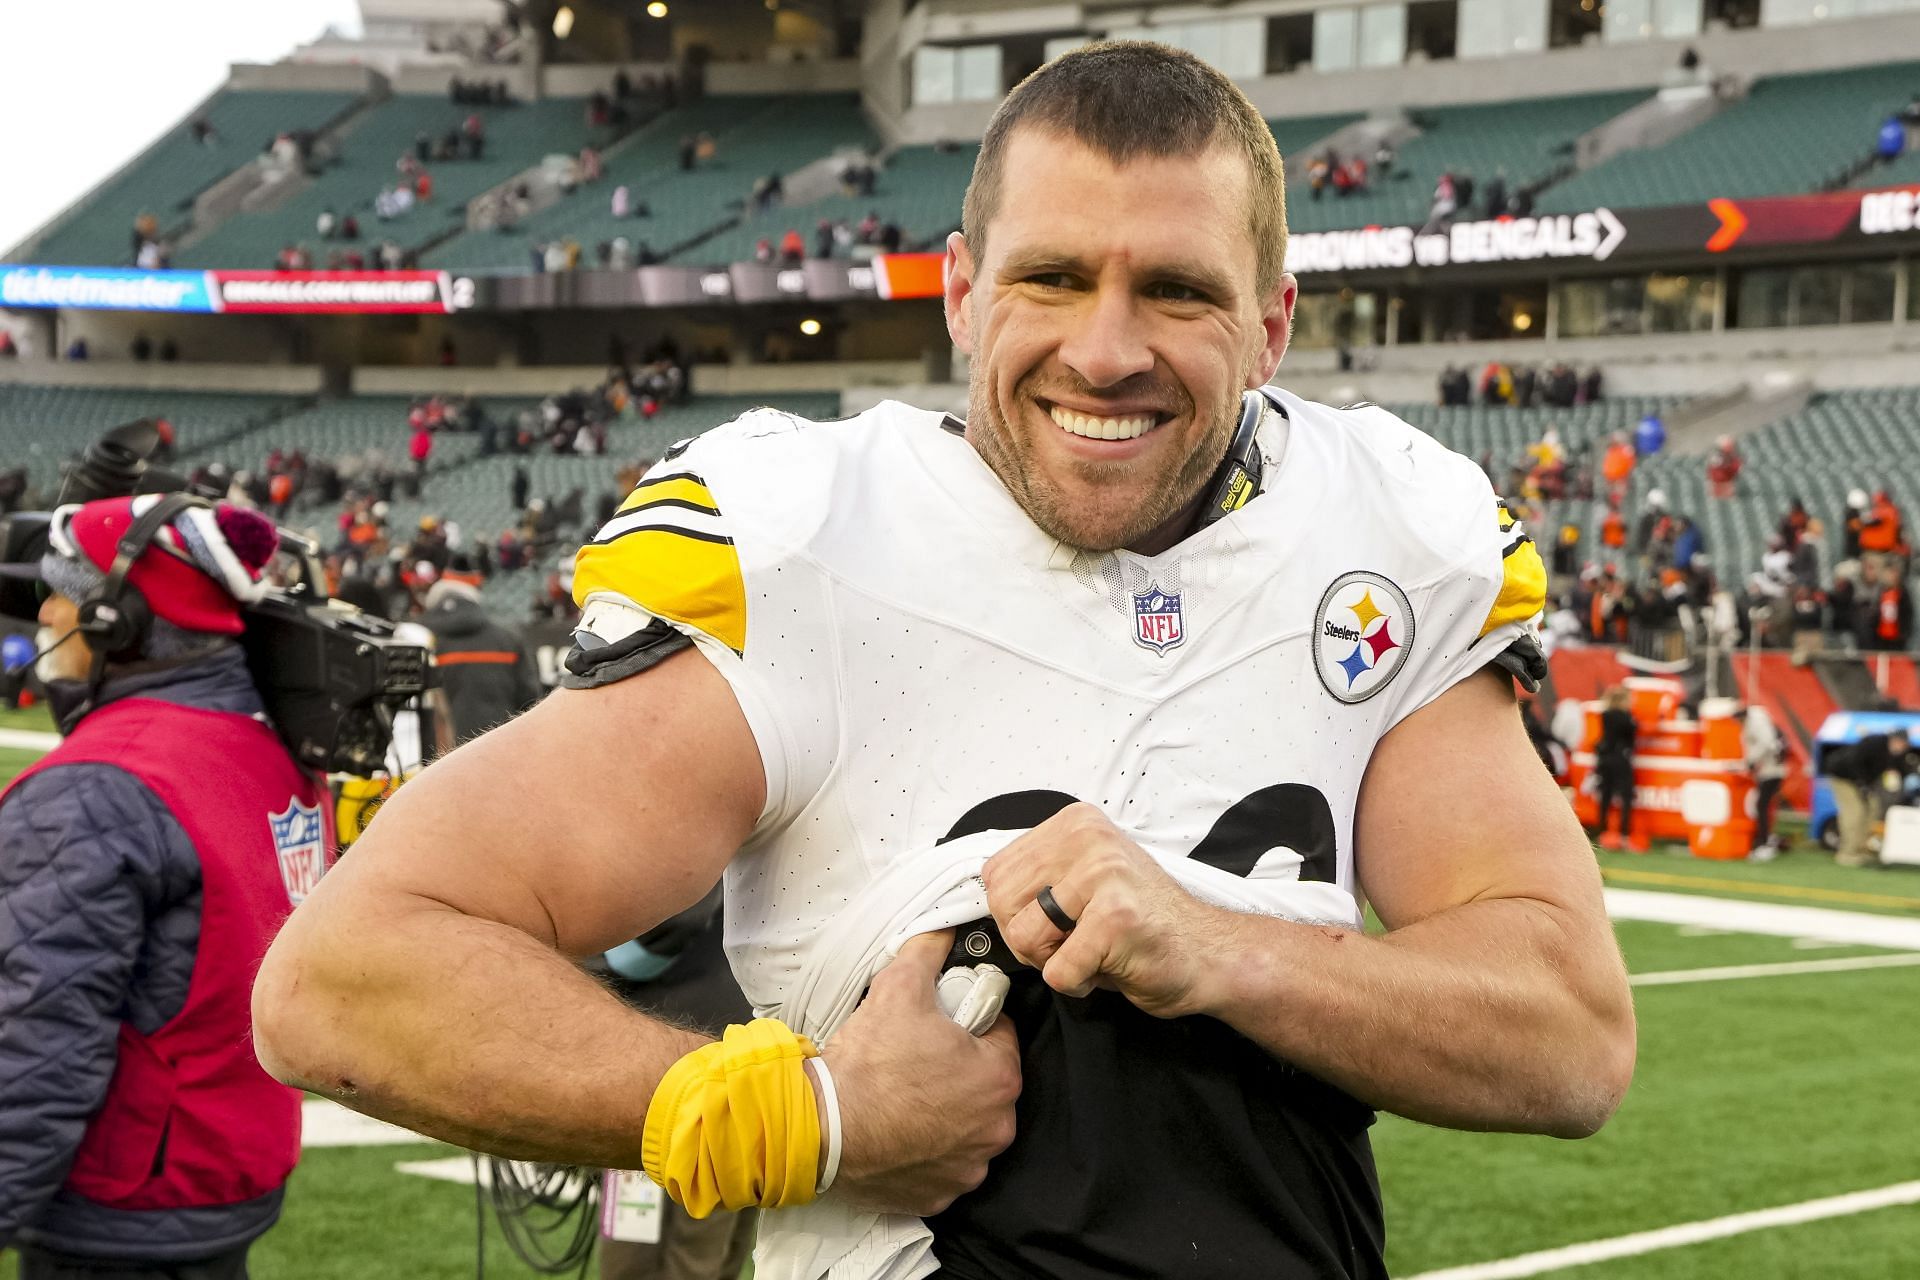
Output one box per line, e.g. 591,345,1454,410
0,266,217,312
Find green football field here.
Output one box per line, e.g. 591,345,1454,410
4,705,1919,1277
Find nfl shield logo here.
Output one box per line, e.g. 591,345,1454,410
1132,584,1186,654
269,799,328,907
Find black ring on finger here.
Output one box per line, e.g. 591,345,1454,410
1036,884,1077,932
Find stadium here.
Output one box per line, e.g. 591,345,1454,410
1,0,1919,1275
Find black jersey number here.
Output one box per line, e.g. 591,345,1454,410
939,785,1336,884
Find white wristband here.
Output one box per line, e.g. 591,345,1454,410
811,1056,844,1193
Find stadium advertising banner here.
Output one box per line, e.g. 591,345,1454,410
1284,185,1920,278
0,266,219,312
0,266,476,314
210,271,473,314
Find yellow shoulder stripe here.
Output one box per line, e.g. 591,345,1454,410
573,528,747,653
1481,534,1547,637
617,474,718,515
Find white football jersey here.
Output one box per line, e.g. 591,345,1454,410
571,390,1545,1014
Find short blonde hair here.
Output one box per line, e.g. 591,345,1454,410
962,41,1289,295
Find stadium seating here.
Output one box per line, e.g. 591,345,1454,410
0,384,297,489
1395,395,1675,464
1288,93,1647,233
1539,61,1920,213
680,142,978,266
1560,387,1920,587
19,91,362,267
176,95,609,269
427,96,877,271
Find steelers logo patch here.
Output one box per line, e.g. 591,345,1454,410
1312,571,1415,704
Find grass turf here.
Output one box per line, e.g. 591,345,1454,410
1598,845,1920,917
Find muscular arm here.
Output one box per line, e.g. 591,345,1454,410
1201,669,1635,1136
251,648,761,1166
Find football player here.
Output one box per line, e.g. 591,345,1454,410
255,42,1636,1280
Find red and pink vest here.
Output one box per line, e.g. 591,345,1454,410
3,697,332,1211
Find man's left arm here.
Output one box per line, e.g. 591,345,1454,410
987,669,1635,1138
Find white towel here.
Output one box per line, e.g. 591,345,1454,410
749,828,1362,1280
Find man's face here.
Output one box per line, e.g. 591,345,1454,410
35,591,93,683
945,129,1294,553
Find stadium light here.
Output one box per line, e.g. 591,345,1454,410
799,318,823,336
647,1,668,16
553,5,575,38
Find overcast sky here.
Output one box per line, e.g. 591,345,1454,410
0,0,365,257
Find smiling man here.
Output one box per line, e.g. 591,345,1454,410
254,42,1635,1280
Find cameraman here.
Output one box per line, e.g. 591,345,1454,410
0,495,333,1279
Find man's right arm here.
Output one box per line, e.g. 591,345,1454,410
253,648,759,1167
253,646,1020,1207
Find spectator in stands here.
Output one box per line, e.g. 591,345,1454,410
1329,157,1359,197
137,239,167,270
419,558,543,745
612,184,632,219
511,465,530,514
779,228,805,264
814,219,836,259
1601,504,1627,553
1581,367,1605,404
1744,706,1787,860
678,134,697,171
64,337,88,362
1483,169,1508,219
1877,115,1907,164
415,171,434,202
1512,364,1539,409
1422,172,1458,234
131,333,153,362
1592,686,1642,851
1869,562,1914,652
1478,360,1512,406
1792,518,1825,589
1372,139,1396,178
1843,488,1870,561
580,145,603,183
1779,497,1810,548
317,207,337,239
1829,563,1862,647
159,337,178,362
463,112,486,160
1672,515,1704,572
1824,727,1911,867
879,221,905,253
1600,433,1635,504
415,131,433,164
340,214,360,241
1634,411,1664,456
1306,151,1331,200
1860,488,1904,576
189,116,219,146
1631,488,1668,558
1706,434,1742,498
0,330,16,359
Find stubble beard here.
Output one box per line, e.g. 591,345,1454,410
966,363,1243,553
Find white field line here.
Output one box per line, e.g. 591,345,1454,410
1405,1179,1920,1280
301,1098,434,1148
1604,887,1920,951
395,1155,496,1187
0,728,58,751
1631,952,1920,986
